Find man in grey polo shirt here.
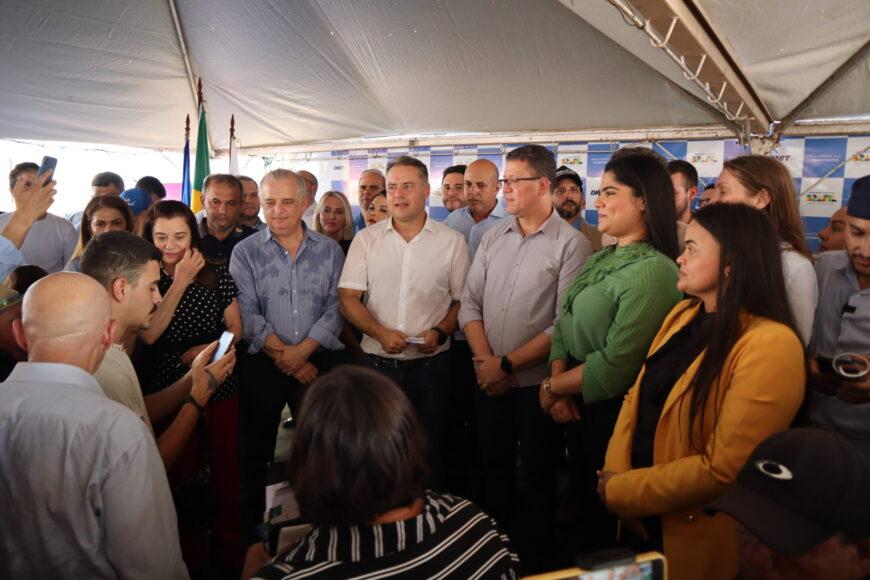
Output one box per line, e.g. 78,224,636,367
458,144,590,570
806,175,870,460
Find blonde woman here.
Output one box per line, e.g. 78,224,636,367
314,190,354,254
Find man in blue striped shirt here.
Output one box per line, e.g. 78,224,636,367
230,169,346,542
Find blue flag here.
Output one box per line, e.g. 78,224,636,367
181,138,191,206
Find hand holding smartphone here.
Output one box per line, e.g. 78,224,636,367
36,156,57,182
211,331,235,363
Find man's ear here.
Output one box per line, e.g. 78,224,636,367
101,319,118,352
12,319,27,353
110,277,126,303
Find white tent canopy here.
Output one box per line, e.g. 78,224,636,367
1,0,867,154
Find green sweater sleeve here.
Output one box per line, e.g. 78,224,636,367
581,258,681,404
550,315,568,364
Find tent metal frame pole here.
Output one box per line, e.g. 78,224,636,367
216,125,737,157
168,0,199,111
777,39,870,135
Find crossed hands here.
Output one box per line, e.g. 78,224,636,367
264,336,318,384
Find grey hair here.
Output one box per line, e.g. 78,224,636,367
260,169,307,203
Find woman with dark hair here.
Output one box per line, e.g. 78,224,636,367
243,365,520,579
598,203,805,580
136,200,244,574
365,191,390,226
66,194,134,271
539,154,683,550
711,155,817,344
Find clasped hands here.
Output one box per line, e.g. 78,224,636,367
472,355,517,396
538,374,582,423
264,336,318,384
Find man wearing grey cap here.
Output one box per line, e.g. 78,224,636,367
707,427,870,580
805,174,870,460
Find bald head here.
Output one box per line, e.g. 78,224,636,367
298,170,318,205
16,273,113,371
467,159,499,180
464,159,501,218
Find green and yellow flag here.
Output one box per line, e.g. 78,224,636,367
191,103,210,213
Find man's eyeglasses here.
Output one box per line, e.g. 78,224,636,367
497,176,542,188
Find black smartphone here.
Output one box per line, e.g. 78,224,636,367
36,156,57,182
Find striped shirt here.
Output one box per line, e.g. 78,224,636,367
252,492,520,579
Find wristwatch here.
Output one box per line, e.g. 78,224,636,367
430,327,448,345
542,377,553,394
500,355,514,375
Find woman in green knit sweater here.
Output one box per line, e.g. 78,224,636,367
539,153,682,552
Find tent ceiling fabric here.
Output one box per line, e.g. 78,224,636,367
0,0,192,149
0,0,866,152
0,0,720,151
798,56,870,122
692,0,870,121
174,0,723,150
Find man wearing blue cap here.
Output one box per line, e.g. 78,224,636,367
805,174,870,460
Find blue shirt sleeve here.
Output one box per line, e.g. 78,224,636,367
0,235,23,281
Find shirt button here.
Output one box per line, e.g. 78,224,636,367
686,514,695,522
293,310,298,314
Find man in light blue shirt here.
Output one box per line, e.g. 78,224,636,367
230,169,345,540
0,272,186,579
0,165,60,280
443,159,505,244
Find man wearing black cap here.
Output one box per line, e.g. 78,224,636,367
806,175,870,460
553,165,603,251
707,428,870,580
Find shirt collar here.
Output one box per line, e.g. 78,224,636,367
385,215,436,234
261,221,317,244
506,207,562,237
6,362,102,394
197,215,209,238
829,250,862,288
200,215,252,240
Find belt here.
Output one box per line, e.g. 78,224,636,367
367,351,447,369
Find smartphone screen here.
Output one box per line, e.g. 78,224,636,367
212,331,234,363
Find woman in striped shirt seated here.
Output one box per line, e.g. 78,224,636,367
243,366,520,580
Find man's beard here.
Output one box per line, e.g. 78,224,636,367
556,202,580,220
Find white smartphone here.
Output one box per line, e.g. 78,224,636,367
211,331,235,363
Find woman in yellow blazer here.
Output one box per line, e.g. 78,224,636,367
597,203,806,580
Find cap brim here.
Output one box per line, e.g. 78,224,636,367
706,484,835,556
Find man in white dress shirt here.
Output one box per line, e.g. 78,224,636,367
339,155,470,490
